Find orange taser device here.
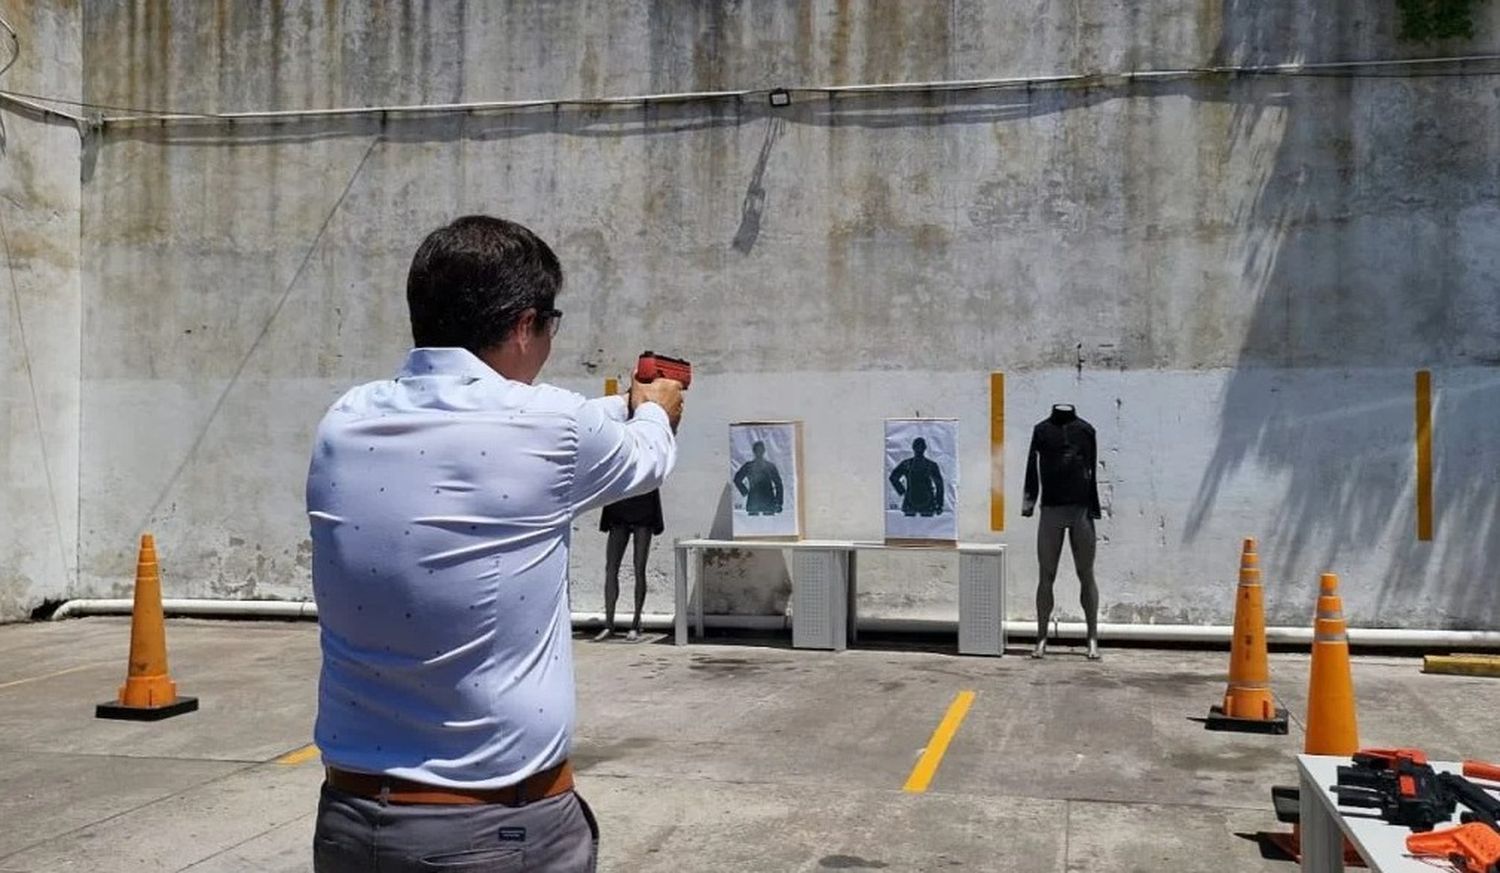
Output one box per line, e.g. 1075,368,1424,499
635,351,692,389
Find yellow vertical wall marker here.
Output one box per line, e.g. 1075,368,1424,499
903,690,976,793
604,377,619,397
1415,370,1433,541
989,372,1005,532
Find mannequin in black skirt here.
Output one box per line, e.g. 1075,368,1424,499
593,489,664,642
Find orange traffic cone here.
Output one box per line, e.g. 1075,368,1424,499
96,534,199,721
1206,538,1289,733
1303,572,1358,754
1263,572,1364,866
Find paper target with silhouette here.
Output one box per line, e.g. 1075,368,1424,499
729,421,804,539
884,418,958,542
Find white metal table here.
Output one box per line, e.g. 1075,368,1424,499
672,538,1006,653
1298,754,1472,872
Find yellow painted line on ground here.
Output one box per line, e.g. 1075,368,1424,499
989,372,1005,532
276,743,321,766
1415,370,1433,541
903,690,976,794
604,377,619,396
0,662,109,691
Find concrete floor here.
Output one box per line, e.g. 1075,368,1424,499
0,620,1496,872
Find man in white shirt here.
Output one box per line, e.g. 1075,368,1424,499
308,216,683,872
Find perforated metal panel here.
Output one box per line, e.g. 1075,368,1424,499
959,551,1005,656
792,549,847,650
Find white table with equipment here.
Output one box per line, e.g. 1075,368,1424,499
671,538,1005,654
1298,753,1476,872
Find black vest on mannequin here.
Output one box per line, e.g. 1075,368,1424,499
1023,404,1101,519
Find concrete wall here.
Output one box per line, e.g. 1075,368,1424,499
0,1,81,620
10,1,1499,627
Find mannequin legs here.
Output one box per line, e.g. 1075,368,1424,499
629,526,653,638
1070,513,1101,659
598,525,653,642
1033,504,1101,659
1034,515,1060,657
595,527,631,641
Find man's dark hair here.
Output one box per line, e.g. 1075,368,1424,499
406,216,562,352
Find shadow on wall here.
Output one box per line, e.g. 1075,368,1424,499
1185,3,1500,628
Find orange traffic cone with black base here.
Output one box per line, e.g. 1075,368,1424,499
1207,538,1289,733
96,534,199,721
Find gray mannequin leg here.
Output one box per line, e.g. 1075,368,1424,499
629,526,653,637
1034,506,1067,657
597,526,630,641
1069,508,1101,658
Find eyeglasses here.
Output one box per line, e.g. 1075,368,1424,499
539,308,563,338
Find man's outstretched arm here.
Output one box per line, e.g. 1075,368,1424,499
571,398,676,514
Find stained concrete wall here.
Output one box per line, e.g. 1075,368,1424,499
16,1,1500,627
0,1,81,620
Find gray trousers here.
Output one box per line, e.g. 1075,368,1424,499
314,784,598,872
1036,504,1100,640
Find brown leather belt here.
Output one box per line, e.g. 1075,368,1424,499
325,760,574,806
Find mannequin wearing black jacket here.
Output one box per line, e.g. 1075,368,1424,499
1022,404,1102,660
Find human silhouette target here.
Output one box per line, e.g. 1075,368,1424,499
885,419,958,541
729,422,803,539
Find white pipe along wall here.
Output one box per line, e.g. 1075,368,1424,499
47,599,1500,649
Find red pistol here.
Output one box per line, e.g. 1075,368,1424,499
635,352,692,389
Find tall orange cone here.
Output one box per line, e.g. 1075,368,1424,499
1264,572,1362,864
96,534,199,721
1206,538,1289,733
1303,572,1358,754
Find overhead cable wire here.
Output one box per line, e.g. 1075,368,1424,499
135,136,381,533
0,52,1497,128
0,17,88,123
0,203,75,590
0,13,16,79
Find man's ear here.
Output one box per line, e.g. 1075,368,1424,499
513,308,538,350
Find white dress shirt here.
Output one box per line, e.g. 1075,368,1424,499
307,347,674,788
